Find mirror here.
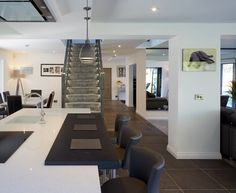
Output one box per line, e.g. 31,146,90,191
146,49,169,111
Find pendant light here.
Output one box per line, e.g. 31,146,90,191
79,0,95,64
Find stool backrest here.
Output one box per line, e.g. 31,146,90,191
129,146,165,193
120,127,142,169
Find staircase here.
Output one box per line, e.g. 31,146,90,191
62,40,104,114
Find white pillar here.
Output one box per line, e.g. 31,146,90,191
167,32,221,159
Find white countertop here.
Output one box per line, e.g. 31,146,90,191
0,108,101,193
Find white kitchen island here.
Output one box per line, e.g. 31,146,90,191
0,108,101,193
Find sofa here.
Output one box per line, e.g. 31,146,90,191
146,91,168,110
221,107,236,160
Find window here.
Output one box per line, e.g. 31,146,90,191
221,63,235,107
221,63,233,95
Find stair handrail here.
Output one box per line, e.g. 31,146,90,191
62,39,72,108
96,39,104,116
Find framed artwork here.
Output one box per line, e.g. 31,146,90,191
117,66,126,77
41,64,64,77
182,48,216,71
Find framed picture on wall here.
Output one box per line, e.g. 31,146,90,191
117,66,126,77
182,48,216,72
41,64,64,77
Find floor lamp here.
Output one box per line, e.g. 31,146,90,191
11,67,33,96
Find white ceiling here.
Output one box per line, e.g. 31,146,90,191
92,0,236,23
0,0,236,57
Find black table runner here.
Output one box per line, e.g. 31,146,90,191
0,131,33,163
45,113,120,169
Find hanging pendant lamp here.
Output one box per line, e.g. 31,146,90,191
79,0,96,64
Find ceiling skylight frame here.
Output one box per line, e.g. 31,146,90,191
0,0,55,22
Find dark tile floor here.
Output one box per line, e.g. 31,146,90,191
104,100,236,193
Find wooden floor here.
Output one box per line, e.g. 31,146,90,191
104,100,236,193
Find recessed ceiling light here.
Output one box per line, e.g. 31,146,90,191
118,45,121,48
114,54,117,57
151,7,158,12
113,50,116,53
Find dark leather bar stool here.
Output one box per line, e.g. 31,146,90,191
102,146,165,193
118,126,142,169
113,114,131,145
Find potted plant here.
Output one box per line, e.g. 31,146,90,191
228,80,236,107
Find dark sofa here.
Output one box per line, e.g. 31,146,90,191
146,91,168,110
221,107,236,160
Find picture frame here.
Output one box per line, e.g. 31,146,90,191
41,64,64,77
117,66,126,77
182,48,216,72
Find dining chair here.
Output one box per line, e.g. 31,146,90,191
3,91,10,102
112,114,131,145
44,91,55,108
101,146,165,193
221,95,229,107
7,95,23,115
0,93,8,117
30,89,42,97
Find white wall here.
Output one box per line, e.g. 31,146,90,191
167,32,221,159
103,56,127,100
2,50,65,107
0,49,14,94
127,50,146,116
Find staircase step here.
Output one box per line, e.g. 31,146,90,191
68,60,98,67
68,73,98,80
67,87,100,94
67,80,99,87
65,102,101,112
66,94,100,102
68,67,98,73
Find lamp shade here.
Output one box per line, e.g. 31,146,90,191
79,41,96,64
20,67,33,75
11,69,25,79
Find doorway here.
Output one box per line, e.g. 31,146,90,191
103,68,112,100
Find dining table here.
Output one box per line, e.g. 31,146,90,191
0,96,48,108
0,107,102,193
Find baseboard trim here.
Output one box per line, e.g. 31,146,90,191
167,144,222,159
